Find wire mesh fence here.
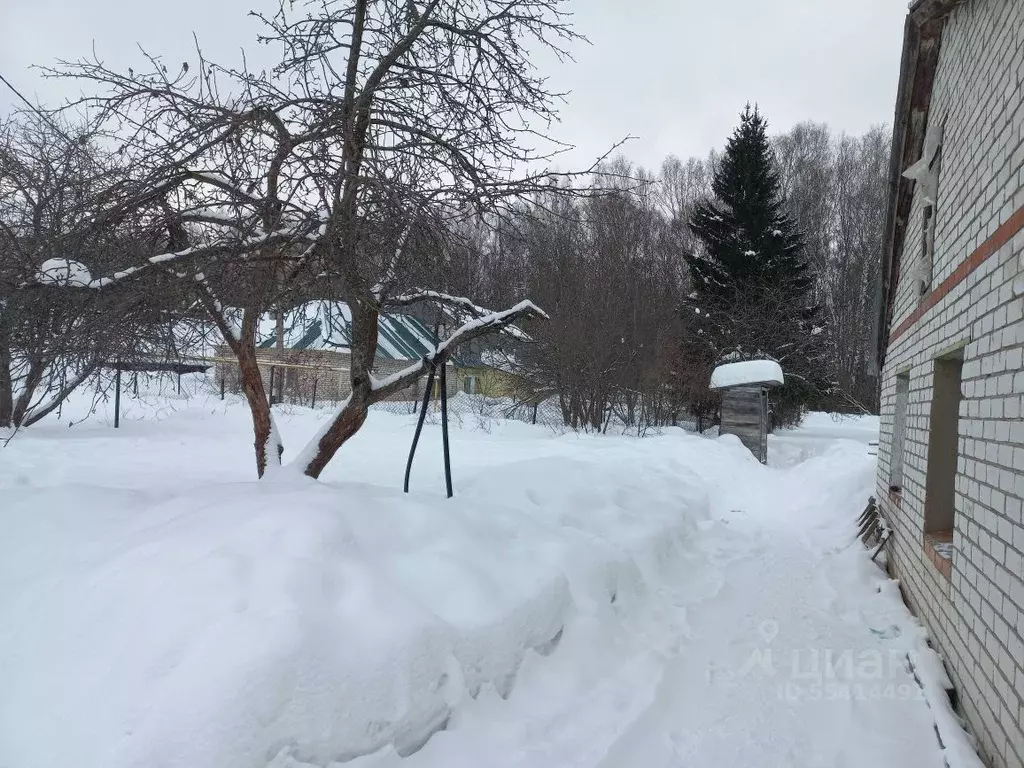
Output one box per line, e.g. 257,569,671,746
371,391,568,430
90,364,694,437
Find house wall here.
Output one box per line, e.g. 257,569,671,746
876,2,1024,767
458,366,527,399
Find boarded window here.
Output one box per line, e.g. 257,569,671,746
924,351,964,534
890,372,910,491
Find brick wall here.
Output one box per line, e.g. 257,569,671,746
877,2,1024,767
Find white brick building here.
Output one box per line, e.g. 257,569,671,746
875,1,1024,766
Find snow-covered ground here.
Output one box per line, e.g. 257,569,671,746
0,388,977,768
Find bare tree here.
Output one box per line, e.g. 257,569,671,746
483,162,685,434
774,122,890,412
47,0,621,476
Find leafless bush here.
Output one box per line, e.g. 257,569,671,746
0,113,195,430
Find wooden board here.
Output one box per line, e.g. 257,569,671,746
720,386,768,463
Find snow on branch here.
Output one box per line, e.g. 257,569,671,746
190,271,241,345
36,259,93,287
66,224,326,291
386,290,547,341
368,300,545,401
81,246,203,288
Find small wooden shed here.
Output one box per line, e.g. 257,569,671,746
709,360,785,464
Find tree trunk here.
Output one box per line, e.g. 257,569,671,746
194,289,283,478
300,301,379,478
302,398,369,479
237,346,279,478
11,359,44,427
0,340,13,428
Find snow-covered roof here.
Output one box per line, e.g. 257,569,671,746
709,360,784,390
255,301,447,362
36,258,92,287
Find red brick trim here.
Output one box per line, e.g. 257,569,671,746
923,530,953,582
889,204,1024,343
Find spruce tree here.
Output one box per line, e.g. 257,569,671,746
684,105,826,424
686,104,812,300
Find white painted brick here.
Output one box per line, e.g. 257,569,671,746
877,2,1024,761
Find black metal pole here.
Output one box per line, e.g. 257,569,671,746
220,376,225,400
404,363,437,493
311,378,318,409
268,366,275,407
114,365,121,429
177,373,182,395
440,363,453,498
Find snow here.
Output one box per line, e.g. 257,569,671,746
83,247,200,288
388,291,544,342
36,258,92,287
902,121,944,206
710,359,784,389
289,395,351,472
433,300,541,357
0,392,979,768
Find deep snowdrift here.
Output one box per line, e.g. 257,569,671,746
0,394,973,768
1,395,717,768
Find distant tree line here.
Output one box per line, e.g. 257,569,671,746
442,111,890,431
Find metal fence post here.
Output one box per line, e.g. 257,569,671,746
114,365,121,429
404,363,437,493
177,372,182,395
440,363,453,498
311,378,318,409
268,366,275,406
220,375,225,400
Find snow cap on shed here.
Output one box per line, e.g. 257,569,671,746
709,359,784,390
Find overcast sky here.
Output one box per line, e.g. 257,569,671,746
0,0,908,170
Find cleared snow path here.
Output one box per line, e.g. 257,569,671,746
596,467,940,768
340,434,954,768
